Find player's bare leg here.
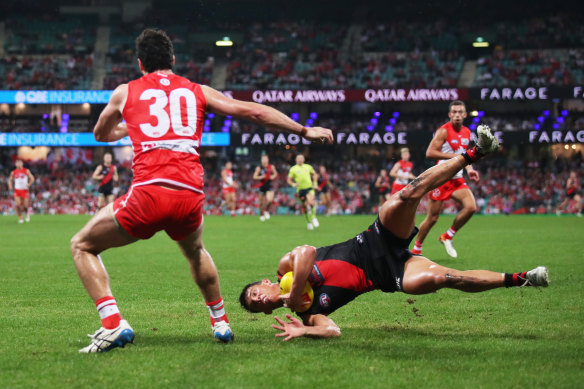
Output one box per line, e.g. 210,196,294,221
15,197,23,222
402,255,548,293
437,188,477,258
178,223,233,342
306,191,318,227
265,190,274,219
71,204,138,353
259,193,267,221
412,198,443,253
97,194,106,209
23,198,30,222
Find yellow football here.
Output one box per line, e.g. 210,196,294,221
279,271,314,312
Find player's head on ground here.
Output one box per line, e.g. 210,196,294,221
296,154,305,165
136,28,175,74
400,147,410,161
15,159,23,168
261,155,269,165
239,279,283,314
448,100,467,126
103,152,113,164
225,161,232,170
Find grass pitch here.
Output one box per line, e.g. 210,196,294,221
0,214,582,388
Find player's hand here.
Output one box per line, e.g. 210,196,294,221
468,170,480,182
302,127,333,144
279,292,309,312
272,314,306,341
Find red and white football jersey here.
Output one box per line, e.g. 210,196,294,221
12,168,29,190
122,72,207,193
436,121,471,179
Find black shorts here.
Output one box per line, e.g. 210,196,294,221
259,182,272,194
99,186,114,197
297,188,314,202
358,217,417,293
319,185,329,194
566,190,579,199
379,188,389,196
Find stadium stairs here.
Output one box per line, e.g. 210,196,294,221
458,60,477,88
210,62,227,90
0,22,5,57
92,26,110,89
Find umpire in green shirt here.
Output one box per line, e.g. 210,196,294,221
288,154,320,230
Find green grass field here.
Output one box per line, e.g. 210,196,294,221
1,214,583,388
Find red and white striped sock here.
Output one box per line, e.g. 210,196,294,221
412,240,423,253
96,296,122,329
446,226,457,239
207,298,228,326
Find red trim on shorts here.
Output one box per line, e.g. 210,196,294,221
429,177,468,201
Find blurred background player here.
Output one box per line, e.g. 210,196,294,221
316,165,331,216
288,154,319,230
92,152,118,209
8,159,35,223
70,28,333,353
556,171,582,217
375,169,391,207
221,161,238,216
412,101,480,259
240,126,549,340
253,155,278,221
389,148,415,195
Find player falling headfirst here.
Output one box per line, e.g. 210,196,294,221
221,161,238,217
412,100,481,258
253,154,278,221
70,28,333,353
92,152,119,209
288,154,319,230
8,159,34,223
240,126,548,340
389,147,415,195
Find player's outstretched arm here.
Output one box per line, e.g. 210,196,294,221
272,313,340,341
93,84,129,142
426,128,458,160
201,86,333,144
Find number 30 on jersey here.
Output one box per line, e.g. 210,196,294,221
139,88,197,138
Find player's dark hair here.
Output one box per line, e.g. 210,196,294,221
136,28,174,73
449,100,466,111
239,281,261,313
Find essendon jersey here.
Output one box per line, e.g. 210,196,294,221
122,72,207,193
394,160,413,185
259,164,273,187
99,164,114,190
12,168,29,190
436,121,471,179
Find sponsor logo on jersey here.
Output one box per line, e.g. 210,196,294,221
309,264,324,286
159,78,170,86
319,293,330,308
451,139,459,144
356,233,364,244
461,138,469,145
395,277,402,291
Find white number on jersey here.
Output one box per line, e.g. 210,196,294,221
139,88,197,138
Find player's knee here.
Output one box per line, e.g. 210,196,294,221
464,203,478,214
70,233,85,255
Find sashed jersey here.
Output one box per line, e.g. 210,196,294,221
258,164,273,187
317,172,329,190
222,169,234,189
378,176,390,192
289,163,314,190
98,164,114,192
296,218,416,316
122,72,207,193
436,122,471,179
394,160,413,185
566,179,578,195
12,168,29,190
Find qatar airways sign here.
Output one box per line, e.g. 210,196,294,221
363,88,459,102
250,89,346,103
240,132,407,146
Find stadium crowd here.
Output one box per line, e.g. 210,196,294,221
1,153,581,217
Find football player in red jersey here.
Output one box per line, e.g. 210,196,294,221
253,155,278,221
239,127,549,340
8,159,35,223
412,101,480,259
221,161,238,216
92,152,119,209
70,28,333,353
389,147,415,195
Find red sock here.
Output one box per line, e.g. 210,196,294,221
206,298,228,326
96,296,122,329
504,272,528,287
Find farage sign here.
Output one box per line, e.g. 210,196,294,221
240,132,408,145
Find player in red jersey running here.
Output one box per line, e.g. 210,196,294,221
70,29,333,353
253,155,278,221
556,171,582,217
92,152,119,209
8,159,35,223
240,126,549,340
389,147,415,195
411,101,481,259
316,165,331,215
375,169,391,207
221,161,238,216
